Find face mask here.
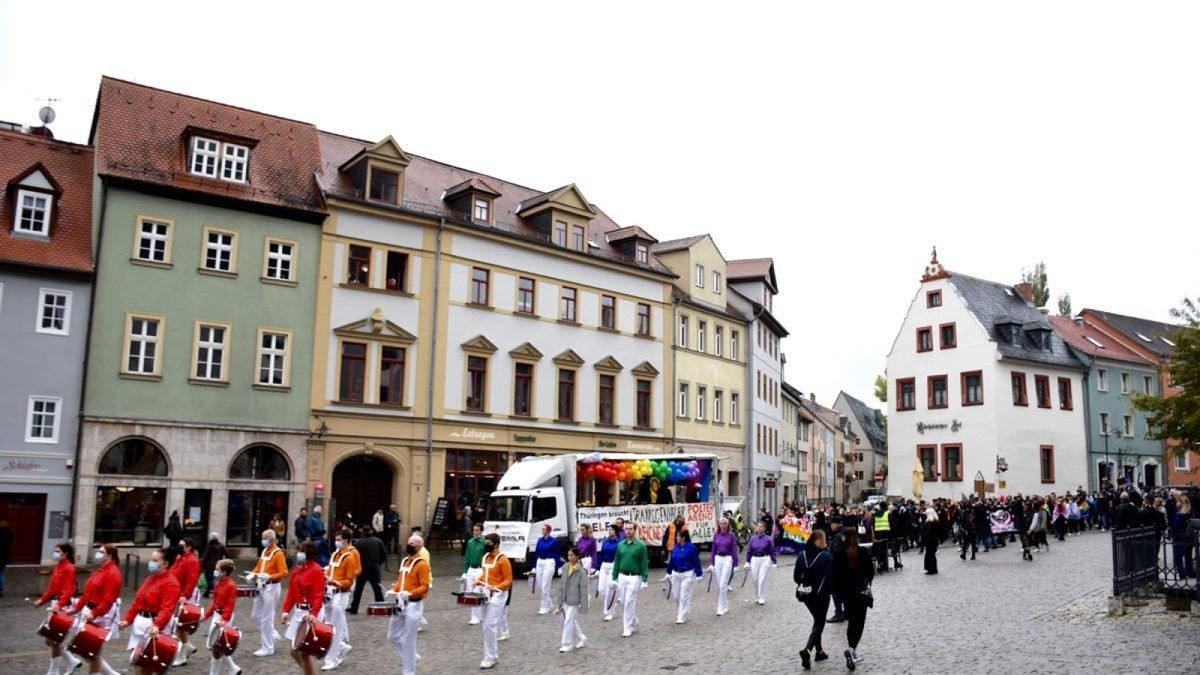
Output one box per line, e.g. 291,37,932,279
296,552,307,563
406,544,417,555
262,540,270,549
53,551,63,561
335,540,346,550
148,561,161,574
95,551,106,562
484,543,495,553
215,568,222,577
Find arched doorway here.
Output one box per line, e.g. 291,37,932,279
332,455,394,532
226,445,292,548
94,437,170,546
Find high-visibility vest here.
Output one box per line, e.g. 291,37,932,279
874,512,891,534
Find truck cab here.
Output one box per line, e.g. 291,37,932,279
483,456,574,575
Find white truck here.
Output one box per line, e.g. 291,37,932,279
483,452,721,573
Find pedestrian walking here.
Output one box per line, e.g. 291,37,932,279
385,505,402,555
612,522,649,637
796,530,834,670
201,533,226,599
387,534,430,675
349,528,387,615
295,507,312,546
923,507,939,575
1170,494,1195,578
598,525,620,623
575,523,598,573
164,510,183,550
665,529,702,624
171,537,202,666
710,517,739,617
476,532,512,670
461,523,486,625
745,521,777,605
31,542,81,675
118,547,182,673
271,513,287,544
833,519,874,671
533,523,563,614
250,529,288,657
202,558,241,675
65,543,123,675
372,509,385,537
282,541,325,675
556,546,589,652
321,528,361,671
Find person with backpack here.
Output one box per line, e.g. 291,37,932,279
833,517,875,671
795,529,834,670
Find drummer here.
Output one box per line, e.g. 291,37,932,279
250,529,288,657
321,528,361,671
387,534,430,675
476,532,512,670
597,525,620,623
461,523,486,626
282,540,326,675
172,537,202,666
66,543,122,675
32,541,81,675
202,559,241,675
119,547,182,675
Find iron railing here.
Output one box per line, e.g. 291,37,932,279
1111,524,1199,597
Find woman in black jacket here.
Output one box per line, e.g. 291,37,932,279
795,529,834,670
832,519,875,671
922,507,940,575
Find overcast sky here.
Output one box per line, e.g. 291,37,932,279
3,2,1196,408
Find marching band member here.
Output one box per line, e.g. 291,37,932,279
32,542,81,675
556,546,588,652
461,523,486,626
68,544,123,675
321,529,361,671
476,532,512,670
283,541,325,675
665,529,702,624
250,529,288,657
119,548,182,675
575,523,598,573
612,522,648,638
597,525,620,623
172,537,202,665
202,559,241,675
533,523,562,614
745,522,778,605
387,534,430,675
710,517,739,616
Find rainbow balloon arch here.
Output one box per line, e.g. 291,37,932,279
577,457,714,502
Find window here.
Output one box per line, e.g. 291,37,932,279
189,137,220,177
637,303,651,336
572,225,585,252
221,143,248,182
257,330,290,387
124,315,162,376
942,444,962,481
517,278,536,314
1058,377,1073,410
714,326,723,357
264,239,295,282
470,267,490,305
598,374,615,425
1035,375,1051,408
190,136,248,183
678,383,689,418
25,396,60,443
918,445,938,481
202,228,237,273
365,167,400,203
637,380,652,428
554,221,568,247
531,496,557,524
961,371,983,406
1012,372,1028,406
229,445,291,480
1143,375,1153,395
1097,368,1109,392
939,323,957,349
1084,336,1105,348
1175,452,1189,471
698,320,707,353
513,363,533,417
384,251,407,291
730,392,739,425
193,322,228,382
473,197,490,223
713,271,722,294
713,390,723,423
1161,337,1176,348
697,386,707,420
601,295,616,329
466,356,488,412
1120,372,1131,394
14,189,51,236
916,327,933,352
928,375,948,409
1123,415,1133,437
1040,446,1055,483
695,264,705,288
679,315,689,348
94,487,166,545
379,346,406,405
731,330,739,360
560,286,577,322
1099,411,1111,435
628,241,646,264
897,378,916,411
557,369,576,421
347,245,371,285
36,289,71,335
339,342,367,402
926,290,942,308
134,217,172,264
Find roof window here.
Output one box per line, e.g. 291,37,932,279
1084,336,1105,349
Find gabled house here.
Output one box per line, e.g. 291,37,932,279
833,391,887,500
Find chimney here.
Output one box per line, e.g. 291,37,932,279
809,393,816,403
1014,283,1034,303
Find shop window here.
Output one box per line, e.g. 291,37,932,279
94,487,165,545
99,438,168,476
229,445,291,480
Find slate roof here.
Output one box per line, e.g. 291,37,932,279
1048,316,1155,366
650,234,706,254
946,272,1084,370
1081,308,1181,359
837,391,887,450
606,225,658,244
0,128,94,273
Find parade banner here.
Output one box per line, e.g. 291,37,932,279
684,501,716,543
577,506,631,536
988,510,1016,534
630,503,685,547
779,514,812,552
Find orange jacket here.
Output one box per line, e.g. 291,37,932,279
324,545,361,591
252,545,288,582
390,555,430,601
479,551,512,592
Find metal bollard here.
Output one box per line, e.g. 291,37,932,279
124,553,142,588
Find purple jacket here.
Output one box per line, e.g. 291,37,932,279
576,535,598,569
747,534,776,563
711,531,739,567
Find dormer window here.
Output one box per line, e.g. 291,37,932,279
636,243,648,264
369,169,399,204
189,136,248,183
473,197,490,224
554,221,568,247
572,225,586,251
14,189,51,237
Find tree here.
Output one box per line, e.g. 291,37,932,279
874,374,887,403
1021,261,1050,308
1133,297,1200,458
1057,293,1073,317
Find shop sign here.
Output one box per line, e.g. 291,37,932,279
916,419,962,434
2,459,47,473
513,434,537,444
449,426,499,442
598,440,618,449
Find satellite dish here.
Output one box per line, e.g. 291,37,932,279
39,106,56,125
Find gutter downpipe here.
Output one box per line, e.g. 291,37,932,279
670,299,678,453
1081,355,1095,491
423,217,445,534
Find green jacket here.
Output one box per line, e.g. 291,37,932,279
464,536,486,572
612,537,649,582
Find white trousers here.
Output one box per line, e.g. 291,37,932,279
464,568,483,623
125,614,153,651
672,572,697,622
387,600,422,675
536,558,556,612
560,604,585,647
481,591,508,662
252,583,281,651
205,616,240,675
714,555,733,614
323,591,350,666
750,556,771,601
283,607,309,644
597,563,614,618
617,574,641,634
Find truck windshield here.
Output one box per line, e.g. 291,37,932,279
485,495,528,522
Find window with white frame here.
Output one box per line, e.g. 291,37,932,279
473,197,490,223
1097,368,1108,392
193,323,228,381
222,143,248,182
1120,372,1131,394
695,264,705,288
714,389,723,423
125,315,161,375
14,189,51,236
1175,451,1188,471
25,396,61,443
1143,375,1153,395
37,289,71,335
731,330,740,361
264,239,295,281
635,243,648,264
678,383,689,418
713,271,722,294
698,320,707,353
190,136,249,183
1123,414,1133,437
135,218,171,263
1099,411,1111,435
697,386,706,420
203,229,236,272
715,326,723,357
679,315,689,349
731,392,740,425
257,330,290,386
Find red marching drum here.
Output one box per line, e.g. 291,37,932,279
130,632,181,674
234,585,260,598
206,624,241,657
37,609,76,644
175,601,202,635
365,602,396,617
292,617,334,659
453,591,488,606
67,622,109,660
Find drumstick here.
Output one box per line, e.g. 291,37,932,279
663,576,672,600
605,585,618,613
706,569,713,593
740,566,749,589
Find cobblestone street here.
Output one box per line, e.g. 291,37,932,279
3,531,1196,674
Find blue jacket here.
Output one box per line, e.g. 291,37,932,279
599,538,620,564
535,536,562,568
666,542,703,576
794,544,834,598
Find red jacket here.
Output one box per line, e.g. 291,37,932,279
124,570,182,630
282,561,325,617
172,552,201,599
203,576,236,623
75,561,122,618
38,560,77,608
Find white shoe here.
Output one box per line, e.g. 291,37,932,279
480,659,497,669
253,648,274,657
756,598,765,605
716,609,726,616
538,608,548,615
574,636,586,649
468,618,481,625
604,615,613,622
559,645,572,653
188,642,198,654
497,633,510,642
321,661,341,671
342,644,352,654
621,630,632,638
64,653,83,672
171,654,188,667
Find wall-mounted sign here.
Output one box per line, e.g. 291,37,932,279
916,419,962,434
449,427,498,442
513,434,537,444
764,480,777,489
1,459,47,473
598,440,618,449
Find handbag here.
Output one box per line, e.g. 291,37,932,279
859,584,874,608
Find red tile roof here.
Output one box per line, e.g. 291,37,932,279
92,77,325,218
0,128,94,273
1049,315,1155,365
726,258,774,281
